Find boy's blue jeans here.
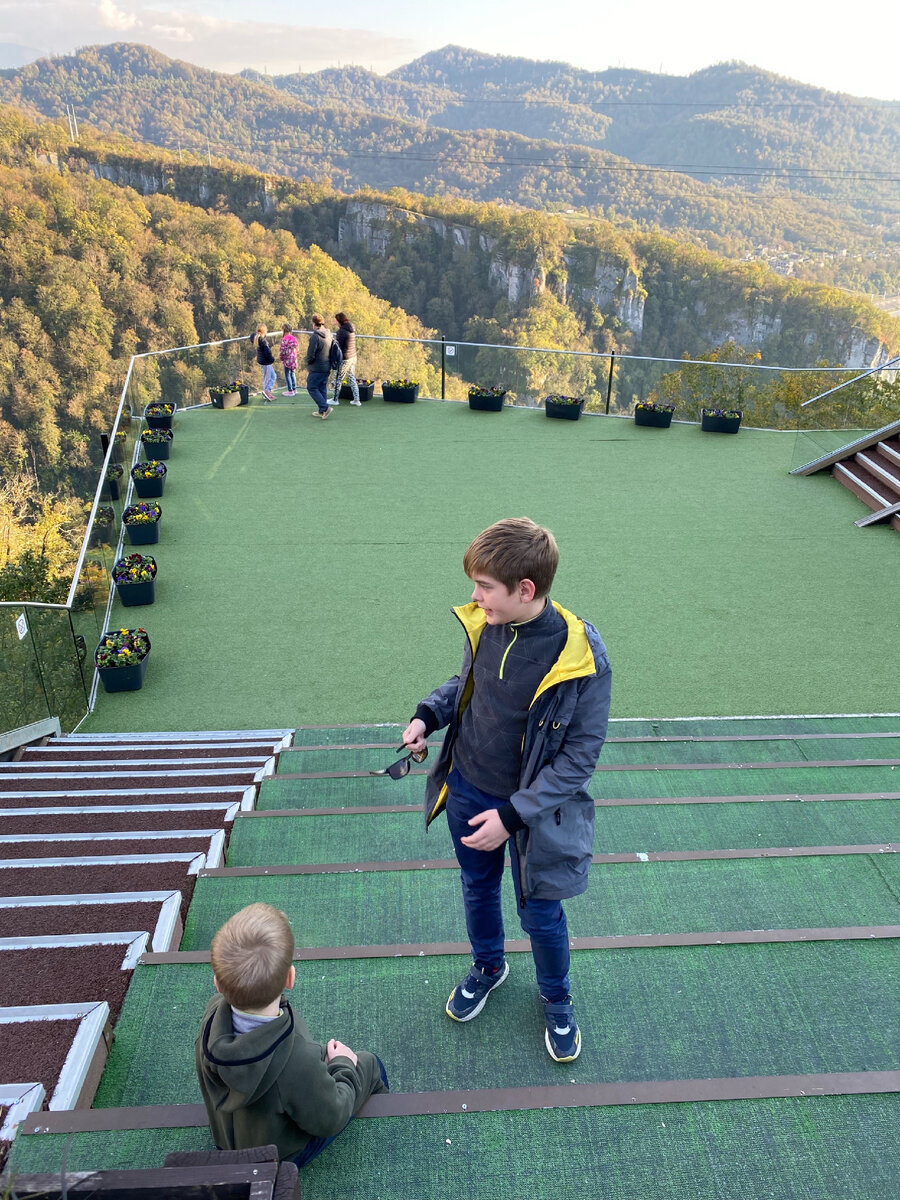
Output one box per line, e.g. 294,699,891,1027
445,768,571,1002
289,1055,389,1168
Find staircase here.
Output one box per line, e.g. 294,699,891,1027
6,717,900,1199
0,727,290,1151
791,419,900,533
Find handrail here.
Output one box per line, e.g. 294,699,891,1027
800,354,900,408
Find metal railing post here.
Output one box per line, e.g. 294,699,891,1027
441,335,446,400
605,351,615,414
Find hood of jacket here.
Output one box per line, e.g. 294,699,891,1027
199,996,296,1111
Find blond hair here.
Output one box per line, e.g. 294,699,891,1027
210,903,294,1010
463,517,559,598
256,324,267,336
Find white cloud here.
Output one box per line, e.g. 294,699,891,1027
0,0,418,75
150,23,193,42
97,0,137,31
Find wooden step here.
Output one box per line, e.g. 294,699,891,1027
855,449,900,501
833,461,895,511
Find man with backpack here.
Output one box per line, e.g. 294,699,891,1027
305,314,334,420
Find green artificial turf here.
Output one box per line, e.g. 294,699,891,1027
94,938,899,1107
80,403,900,732
10,1096,900,1200
225,799,900,867
288,716,900,745
258,762,900,810
277,737,900,775
182,854,900,950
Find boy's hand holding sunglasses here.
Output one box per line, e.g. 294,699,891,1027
369,746,428,780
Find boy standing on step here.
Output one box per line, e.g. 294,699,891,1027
196,902,388,1165
402,517,611,1062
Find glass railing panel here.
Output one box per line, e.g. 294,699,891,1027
790,364,900,471
28,606,89,732
442,341,612,409
0,605,87,733
354,336,442,400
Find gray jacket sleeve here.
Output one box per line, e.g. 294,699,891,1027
415,676,460,735
511,660,611,825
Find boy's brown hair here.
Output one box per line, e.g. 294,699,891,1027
463,517,559,598
311,314,324,328
210,903,294,1010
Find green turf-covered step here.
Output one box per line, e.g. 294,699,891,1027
226,799,900,867
9,1093,900,1199
279,737,900,775
183,854,900,950
288,717,900,748
258,763,900,810
94,939,899,1108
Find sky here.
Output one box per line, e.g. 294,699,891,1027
1,0,897,102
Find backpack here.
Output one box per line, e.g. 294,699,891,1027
328,337,343,371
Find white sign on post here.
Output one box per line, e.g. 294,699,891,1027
445,345,456,357
15,613,28,640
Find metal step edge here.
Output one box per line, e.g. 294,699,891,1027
2,802,241,819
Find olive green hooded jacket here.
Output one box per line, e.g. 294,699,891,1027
196,994,385,1160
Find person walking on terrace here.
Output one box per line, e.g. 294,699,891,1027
250,324,276,402
401,517,611,1063
331,311,361,406
196,902,389,1167
305,314,333,419
279,323,299,396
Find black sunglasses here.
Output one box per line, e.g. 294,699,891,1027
369,745,428,780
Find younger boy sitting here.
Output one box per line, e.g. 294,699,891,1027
196,902,388,1166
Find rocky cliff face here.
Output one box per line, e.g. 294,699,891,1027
338,200,647,332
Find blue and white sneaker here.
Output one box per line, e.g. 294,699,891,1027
446,961,509,1022
542,996,581,1062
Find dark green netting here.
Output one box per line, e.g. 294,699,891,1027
258,763,900,810
226,800,900,867
279,737,900,775
9,1094,900,1199
95,939,899,1107
183,855,900,950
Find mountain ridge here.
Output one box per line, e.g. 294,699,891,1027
1,42,897,295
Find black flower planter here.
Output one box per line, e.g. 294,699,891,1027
545,398,584,421
131,472,166,499
701,413,742,434
382,384,419,403
104,477,121,501
144,403,176,430
468,391,506,412
94,631,151,693
634,408,674,428
341,382,375,401
141,431,173,461
210,387,242,409
124,521,160,546
116,578,156,607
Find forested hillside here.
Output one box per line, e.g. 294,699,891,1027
29,118,895,368
0,107,432,594
2,43,898,292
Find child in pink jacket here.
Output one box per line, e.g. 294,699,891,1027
280,324,299,396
